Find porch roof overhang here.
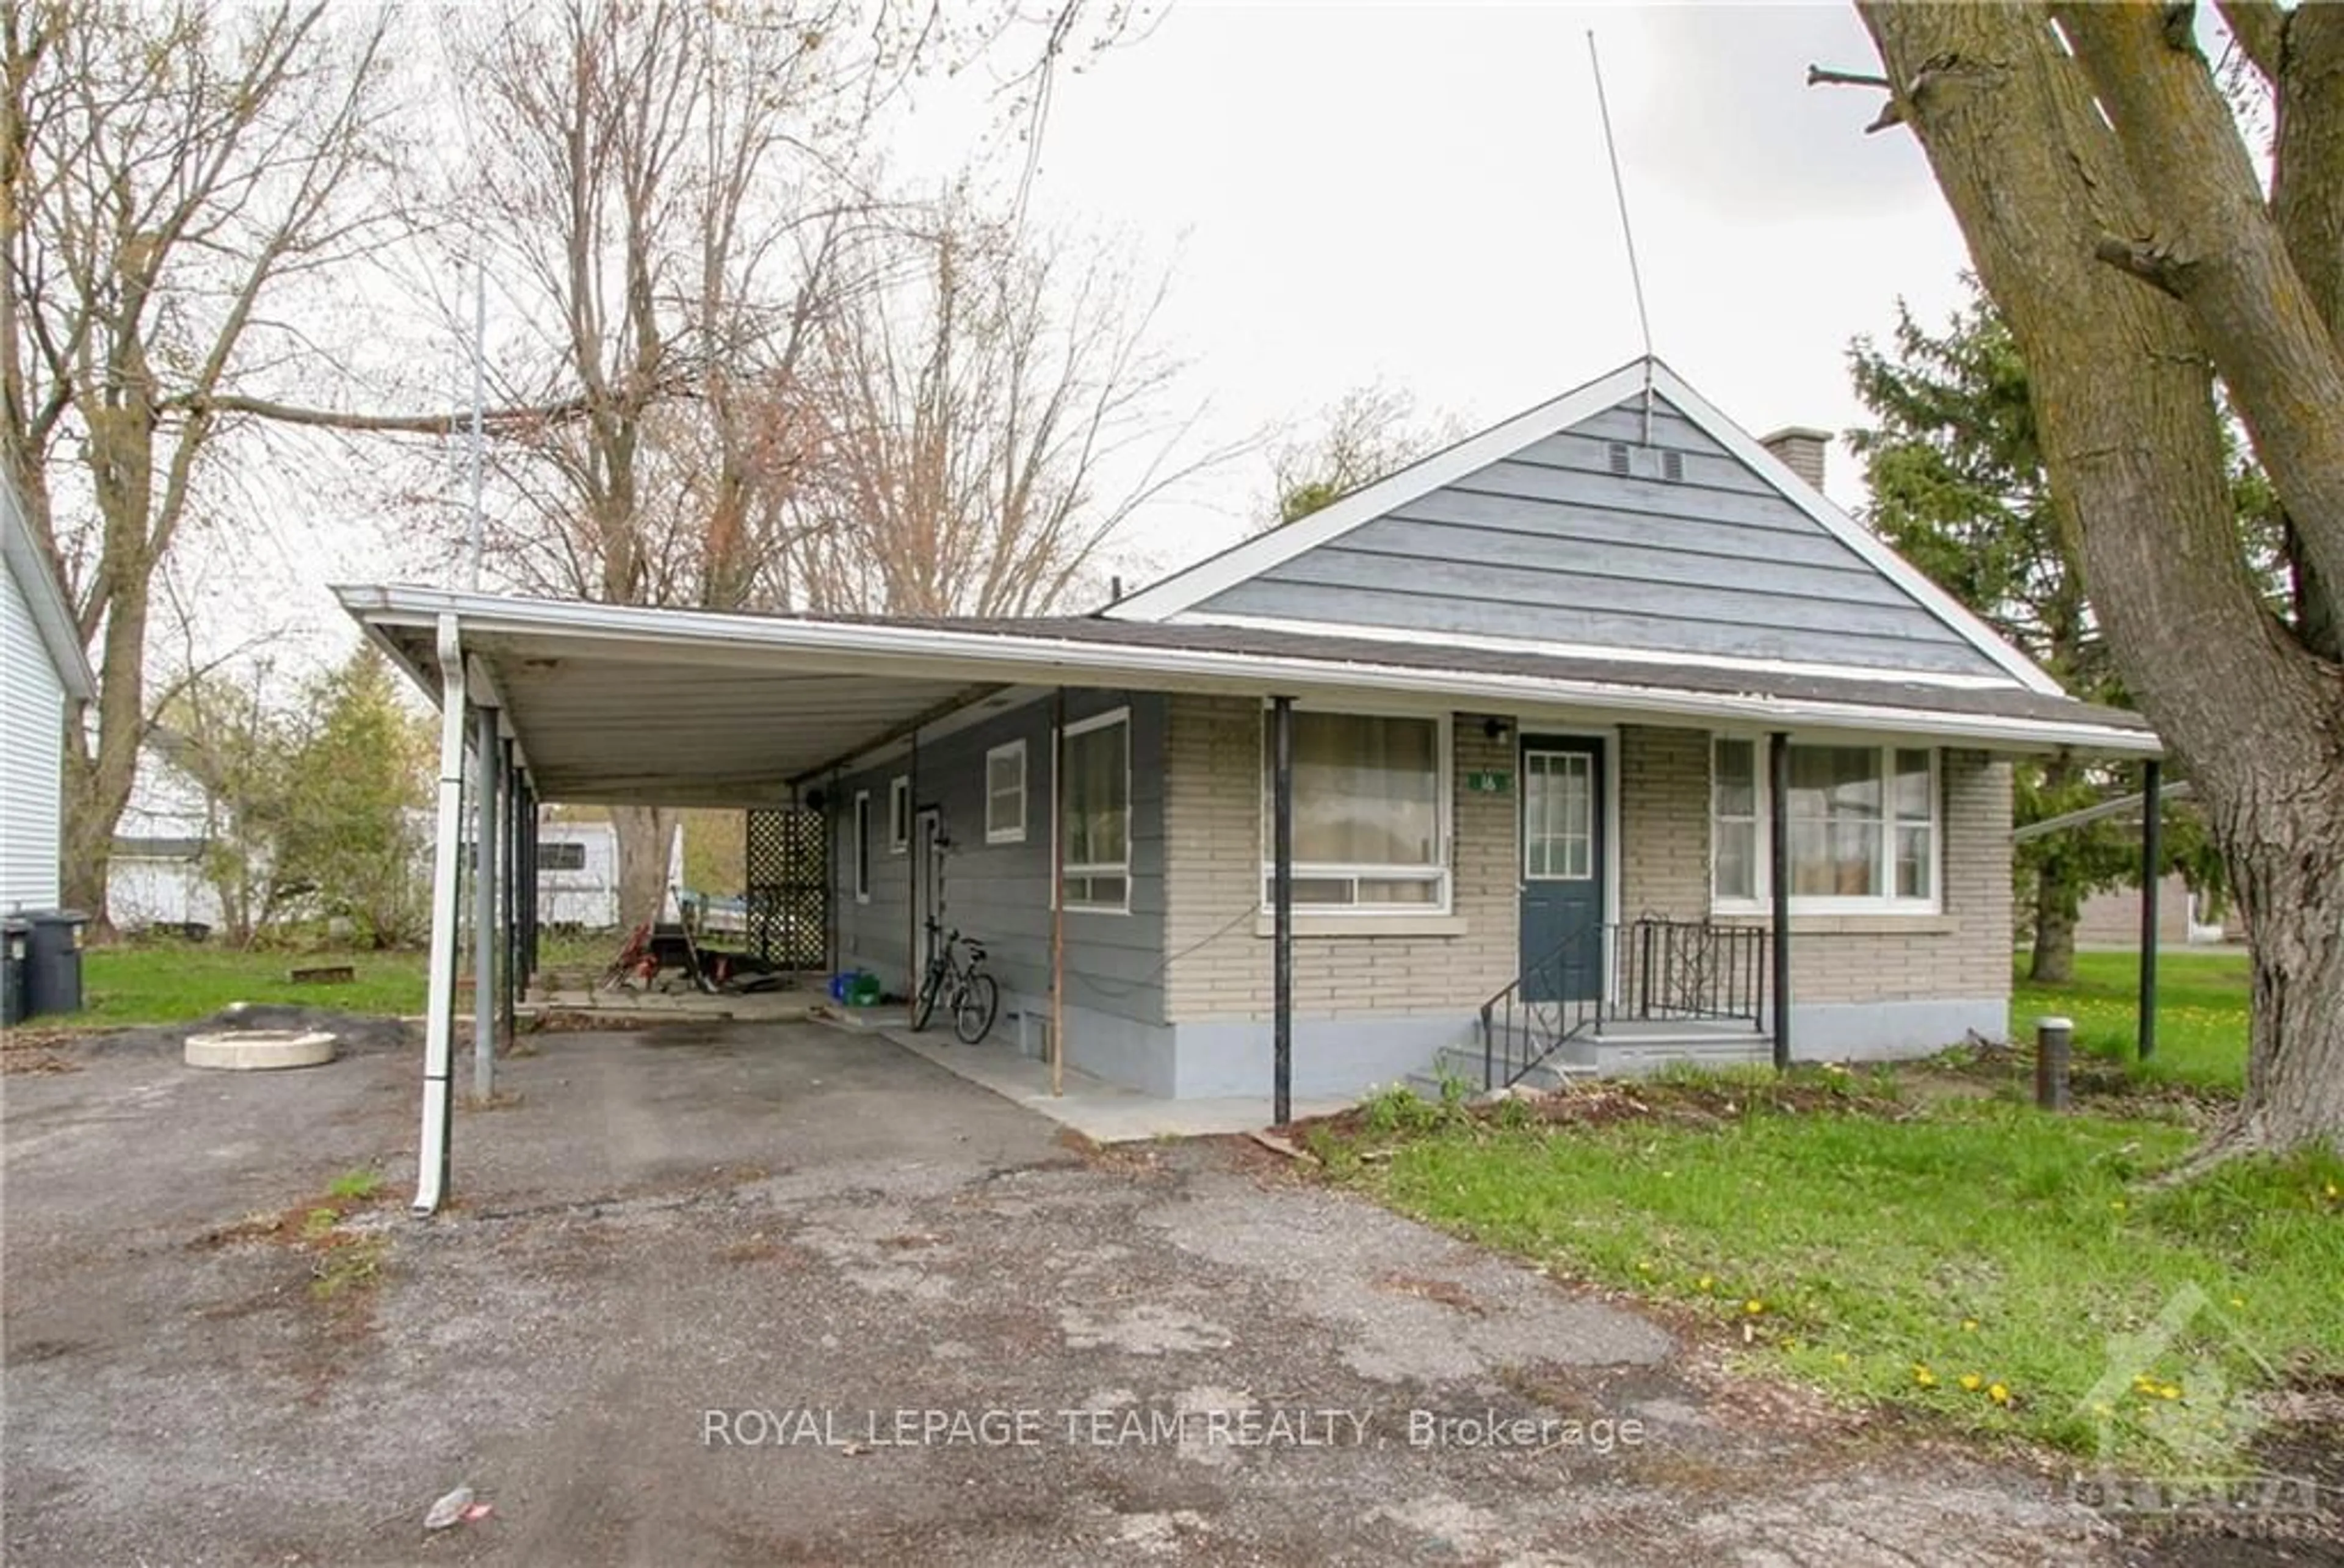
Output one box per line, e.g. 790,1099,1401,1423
337,583,2161,805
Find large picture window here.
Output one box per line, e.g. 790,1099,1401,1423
1060,710,1130,911
1262,710,1447,910
1712,739,1937,912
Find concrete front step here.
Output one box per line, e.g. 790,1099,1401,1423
1408,1057,1597,1100
1420,1027,1770,1094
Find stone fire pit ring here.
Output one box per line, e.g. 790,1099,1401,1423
183,1028,339,1071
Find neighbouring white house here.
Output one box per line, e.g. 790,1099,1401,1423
534,820,620,930
111,731,226,933
114,739,623,938
1,482,95,913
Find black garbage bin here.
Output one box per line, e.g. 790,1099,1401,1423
23,909,87,1019
1,919,28,1027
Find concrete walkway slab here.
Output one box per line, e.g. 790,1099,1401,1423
874,1024,1351,1141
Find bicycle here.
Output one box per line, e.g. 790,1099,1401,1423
911,919,1000,1044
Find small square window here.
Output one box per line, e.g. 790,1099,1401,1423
985,741,1027,844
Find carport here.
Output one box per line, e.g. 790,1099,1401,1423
344,587,1364,1215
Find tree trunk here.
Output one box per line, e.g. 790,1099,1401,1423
611,806,675,933
1859,1,2344,1155
2206,782,2344,1155
2028,867,2078,985
58,563,150,930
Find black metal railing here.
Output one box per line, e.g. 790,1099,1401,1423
1475,916,1769,1089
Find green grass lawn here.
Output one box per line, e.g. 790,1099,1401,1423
65,942,430,1027
2012,947,2250,1092
1322,1082,2341,1472
1313,948,2326,1473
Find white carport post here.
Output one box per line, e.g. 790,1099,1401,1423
473,704,501,1102
415,615,469,1215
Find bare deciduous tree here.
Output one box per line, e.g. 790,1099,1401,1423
436,0,880,928
2,0,393,925
781,202,1223,617
1840,1,2344,1155
1262,381,1465,531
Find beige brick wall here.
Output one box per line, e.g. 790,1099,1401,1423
1160,696,1519,1022
1617,729,2013,1006
1161,705,2013,1022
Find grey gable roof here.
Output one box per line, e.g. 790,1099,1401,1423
1104,358,2062,695
1197,390,2004,680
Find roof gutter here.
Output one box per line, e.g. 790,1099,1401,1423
335,584,2163,759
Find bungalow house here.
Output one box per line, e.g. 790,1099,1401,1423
344,358,2154,1204
2,481,95,913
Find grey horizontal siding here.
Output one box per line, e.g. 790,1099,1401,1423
1201,578,2005,676
1196,390,2005,680
833,689,1167,1030
1333,518,1904,605
1259,547,1946,640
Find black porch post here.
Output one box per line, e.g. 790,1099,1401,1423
2139,759,2162,1060
1768,730,1792,1072
1271,695,1295,1127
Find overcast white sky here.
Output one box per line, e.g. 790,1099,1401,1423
230,1,1982,669
908,0,1975,546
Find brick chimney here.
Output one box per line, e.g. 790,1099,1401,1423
1759,426,1831,493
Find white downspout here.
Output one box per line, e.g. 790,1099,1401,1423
415,613,468,1215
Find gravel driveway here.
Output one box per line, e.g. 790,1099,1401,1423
3,1018,2161,1564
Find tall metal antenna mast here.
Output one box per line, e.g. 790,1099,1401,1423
1586,31,1655,445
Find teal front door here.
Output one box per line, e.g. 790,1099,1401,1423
1519,737,1605,1003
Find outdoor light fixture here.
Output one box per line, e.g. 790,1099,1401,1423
1482,717,1514,742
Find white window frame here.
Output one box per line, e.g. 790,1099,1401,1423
1709,736,1942,916
852,790,872,905
1259,704,1453,917
1057,706,1132,915
985,740,1027,845
888,776,911,854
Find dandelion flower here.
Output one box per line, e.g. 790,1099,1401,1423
1989,1384,2010,1405
1914,1365,1938,1388
2159,1384,2182,1400
1961,1318,1978,1332
1744,1298,1765,1315
1696,1275,1714,1293
1959,1373,1983,1392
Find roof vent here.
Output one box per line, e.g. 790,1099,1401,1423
1606,442,1631,476
1662,450,1685,483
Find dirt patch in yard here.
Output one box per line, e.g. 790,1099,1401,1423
1292,1075,1909,1149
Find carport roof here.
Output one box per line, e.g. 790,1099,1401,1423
338,583,2158,804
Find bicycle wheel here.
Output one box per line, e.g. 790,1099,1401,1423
952,972,999,1044
910,964,943,1031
